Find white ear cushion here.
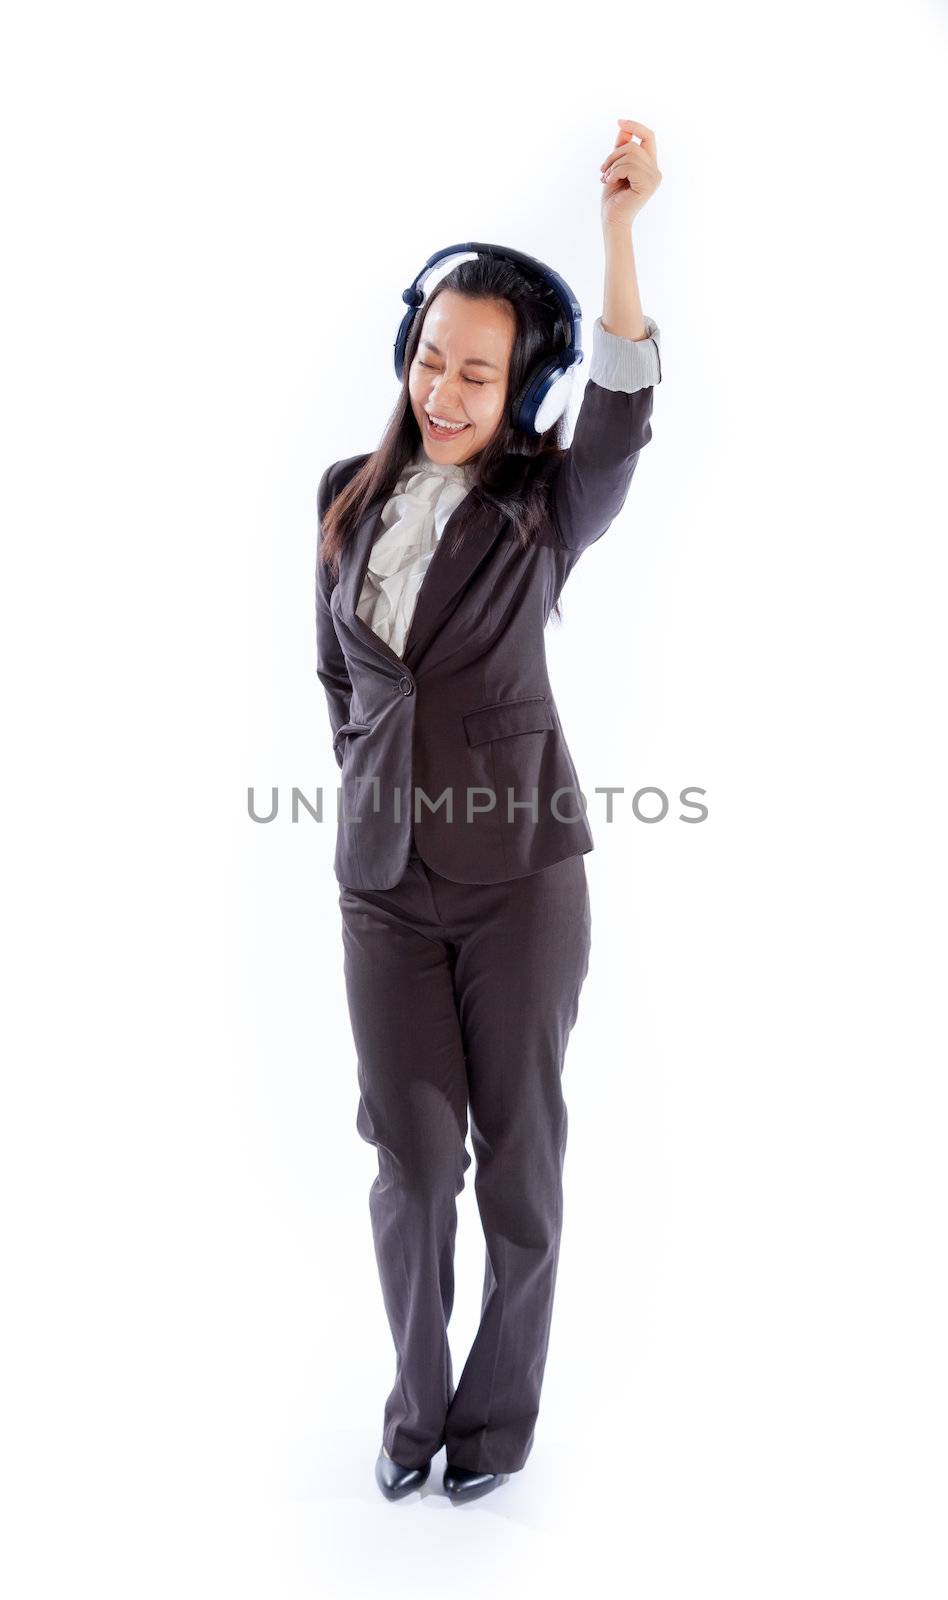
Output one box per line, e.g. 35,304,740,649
532,367,578,433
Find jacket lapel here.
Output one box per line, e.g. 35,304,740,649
337,486,505,674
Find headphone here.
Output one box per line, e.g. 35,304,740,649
393,241,585,436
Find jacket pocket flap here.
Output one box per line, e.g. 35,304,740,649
462,696,555,747
332,720,371,750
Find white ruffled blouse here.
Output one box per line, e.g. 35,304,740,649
356,313,662,660
355,454,472,658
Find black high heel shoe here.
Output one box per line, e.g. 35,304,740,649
374,1444,431,1500
443,1462,509,1501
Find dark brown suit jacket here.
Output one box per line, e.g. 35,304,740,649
316,377,655,889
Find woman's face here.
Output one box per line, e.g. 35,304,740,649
408,290,516,464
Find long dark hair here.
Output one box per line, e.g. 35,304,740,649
319,253,574,623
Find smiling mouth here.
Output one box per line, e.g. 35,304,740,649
426,413,471,439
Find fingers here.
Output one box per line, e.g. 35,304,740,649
617,118,658,162
600,147,653,184
598,119,659,187
598,121,659,167
600,136,632,169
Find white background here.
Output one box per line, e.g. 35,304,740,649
3,1,947,1595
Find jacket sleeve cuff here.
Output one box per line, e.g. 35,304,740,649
587,313,662,392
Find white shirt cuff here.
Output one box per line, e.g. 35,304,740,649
587,313,662,392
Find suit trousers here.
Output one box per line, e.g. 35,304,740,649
338,840,592,1475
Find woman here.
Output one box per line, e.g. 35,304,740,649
315,120,663,1503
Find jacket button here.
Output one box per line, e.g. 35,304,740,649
398,676,414,696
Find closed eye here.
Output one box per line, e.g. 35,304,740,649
418,361,487,386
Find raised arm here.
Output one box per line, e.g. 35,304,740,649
550,118,663,554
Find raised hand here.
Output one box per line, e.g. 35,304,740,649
600,119,662,229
